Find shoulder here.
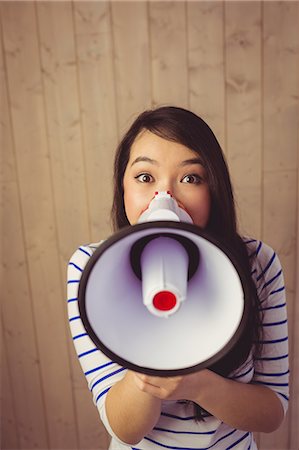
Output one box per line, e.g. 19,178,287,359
71,241,104,258
68,241,104,268
242,237,285,304
243,237,282,274
243,237,275,260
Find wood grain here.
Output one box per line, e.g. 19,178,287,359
187,1,225,149
225,1,262,239
1,2,77,448
73,1,118,241
1,1,298,448
150,1,188,108
111,1,151,134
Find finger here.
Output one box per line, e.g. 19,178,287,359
137,374,169,387
132,373,159,388
133,374,164,397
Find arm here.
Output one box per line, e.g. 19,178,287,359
197,371,284,432
105,371,161,445
133,369,284,433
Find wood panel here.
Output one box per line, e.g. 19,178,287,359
73,0,118,241
36,1,91,258
187,1,225,149
225,6,263,443
149,1,188,109
110,1,151,135
75,387,111,450
263,2,298,173
291,179,299,450
1,2,77,448
0,28,19,449
1,14,49,448
261,2,299,449
225,1,262,239
35,2,98,447
1,327,20,450
262,0,298,292
73,1,118,444
262,172,296,449
1,1,298,449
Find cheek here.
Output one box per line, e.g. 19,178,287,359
123,174,135,224
123,189,136,224
187,190,211,227
123,186,147,224
201,198,211,227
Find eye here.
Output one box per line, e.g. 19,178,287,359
135,173,154,183
181,174,202,184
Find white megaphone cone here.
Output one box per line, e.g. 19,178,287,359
137,191,192,318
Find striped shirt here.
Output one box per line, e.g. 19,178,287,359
67,238,289,450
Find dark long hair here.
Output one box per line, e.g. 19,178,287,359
111,106,262,419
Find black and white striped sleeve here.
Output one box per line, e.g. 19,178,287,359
248,240,289,414
67,244,127,434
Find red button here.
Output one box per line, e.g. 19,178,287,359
153,291,177,311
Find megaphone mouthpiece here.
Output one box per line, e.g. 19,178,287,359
138,191,193,224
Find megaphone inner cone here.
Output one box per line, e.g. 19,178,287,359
79,222,247,375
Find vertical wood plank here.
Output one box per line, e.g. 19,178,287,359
1,11,48,448
75,387,111,450
149,1,188,109
74,0,118,241
263,172,297,308
1,2,78,448
261,2,299,449
2,172,49,450
35,2,94,447
73,3,116,446
187,1,225,149
290,178,299,450
111,1,151,134
36,0,91,259
225,1,262,239
261,171,296,450
1,327,20,450
263,1,298,172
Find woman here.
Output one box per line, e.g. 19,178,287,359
67,106,289,449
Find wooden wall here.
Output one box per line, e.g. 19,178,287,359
1,1,298,449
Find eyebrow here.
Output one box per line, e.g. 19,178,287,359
130,156,203,167
180,158,203,167
130,156,158,167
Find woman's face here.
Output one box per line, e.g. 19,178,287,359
123,130,211,227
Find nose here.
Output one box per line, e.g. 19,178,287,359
155,182,180,204
155,172,174,192
153,190,178,206
154,189,187,215
153,190,185,212
154,190,172,197
155,178,176,198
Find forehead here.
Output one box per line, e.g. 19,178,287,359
129,130,199,161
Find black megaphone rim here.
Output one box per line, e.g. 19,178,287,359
78,221,251,376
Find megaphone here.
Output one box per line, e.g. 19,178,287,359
78,192,249,376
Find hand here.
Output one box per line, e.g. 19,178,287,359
132,369,213,402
